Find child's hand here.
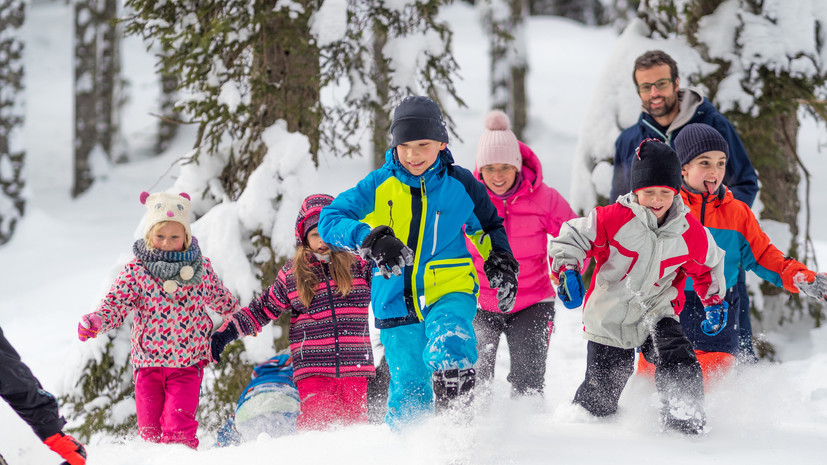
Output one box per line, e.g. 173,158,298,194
484,251,520,312
794,271,827,301
210,324,239,363
360,226,414,279
77,314,101,341
557,267,584,309
701,302,729,336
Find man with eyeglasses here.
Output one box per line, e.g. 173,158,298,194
610,49,760,364
610,50,758,207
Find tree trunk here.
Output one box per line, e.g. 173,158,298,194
97,0,122,162
508,0,528,139
0,0,25,245
73,0,98,197
155,71,179,155
372,19,391,170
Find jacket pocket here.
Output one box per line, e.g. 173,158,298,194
423,258,479,307
371,271,408,320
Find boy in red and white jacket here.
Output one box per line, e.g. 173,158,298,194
550,139,726,435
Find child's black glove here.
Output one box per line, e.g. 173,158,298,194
484,250,519,312
557,267,584,309
701,302,728,336
360,226,415,279
210,324,239,363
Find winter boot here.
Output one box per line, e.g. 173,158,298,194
432,368,476,414
660,396,706,435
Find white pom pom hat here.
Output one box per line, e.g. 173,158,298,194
140,191,193,249
475,110,522,171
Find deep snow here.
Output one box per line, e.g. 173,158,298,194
2,2,827,464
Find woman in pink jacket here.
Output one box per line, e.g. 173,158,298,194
469,110,577,397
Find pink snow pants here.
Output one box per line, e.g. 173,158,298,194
134,362,204,449
294,376,369,431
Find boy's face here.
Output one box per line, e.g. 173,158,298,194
396,139,447,176
681,151,727,194
635,187,675,223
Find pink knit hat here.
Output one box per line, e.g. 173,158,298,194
475,110,522,171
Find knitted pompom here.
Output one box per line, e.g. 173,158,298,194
180,265,194,281
163,280,178,294
483,110,511,131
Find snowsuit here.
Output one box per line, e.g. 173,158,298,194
227,230,375,430
550,193,725,419
94,246,240,448
469,142,576,395
319,147,511,428
678,185,811,357
0,326,66,441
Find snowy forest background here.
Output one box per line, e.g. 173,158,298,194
2,0,827,464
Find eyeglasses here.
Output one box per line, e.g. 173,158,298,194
637,78,673,94
480,166,516,175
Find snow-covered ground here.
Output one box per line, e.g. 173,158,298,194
2,2,827,464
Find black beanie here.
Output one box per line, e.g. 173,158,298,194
390,96,450,146
631,139,682,193
674,123,730,166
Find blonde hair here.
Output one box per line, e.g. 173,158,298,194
293,245,355,308
145,220,190,251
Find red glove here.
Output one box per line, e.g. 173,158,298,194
77,313,102,341
44,432,87,465
780,260,813,294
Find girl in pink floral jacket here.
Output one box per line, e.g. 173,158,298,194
77,191,240,449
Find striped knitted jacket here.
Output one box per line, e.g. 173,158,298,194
232,253,375,382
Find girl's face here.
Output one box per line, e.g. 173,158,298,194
681,151,727,194
396,139,447,176
480,163,518,196
635,187,675,225
306,228,329,254
152,222,187,252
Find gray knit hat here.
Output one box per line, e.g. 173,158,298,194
390,96,449,146
674,123,730,166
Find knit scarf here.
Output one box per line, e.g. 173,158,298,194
490,172,524,201
133,237,204,288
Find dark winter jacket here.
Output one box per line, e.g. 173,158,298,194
319,147,512,329
611,88,759,207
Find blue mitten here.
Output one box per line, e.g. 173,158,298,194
701,301,729,336
557,268,584,309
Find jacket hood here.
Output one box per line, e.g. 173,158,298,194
295,194,334,245
640,87,704,136
618,191,690,234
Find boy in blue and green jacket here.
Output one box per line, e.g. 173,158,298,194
319,96,518,428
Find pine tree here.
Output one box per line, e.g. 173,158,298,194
0,0,25,245
73,0,98,197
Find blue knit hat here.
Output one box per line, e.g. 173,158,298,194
631,139,682,194
674,123,729,166
390,96,449,146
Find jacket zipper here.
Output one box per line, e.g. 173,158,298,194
321,262,341,377
432,210,440,254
